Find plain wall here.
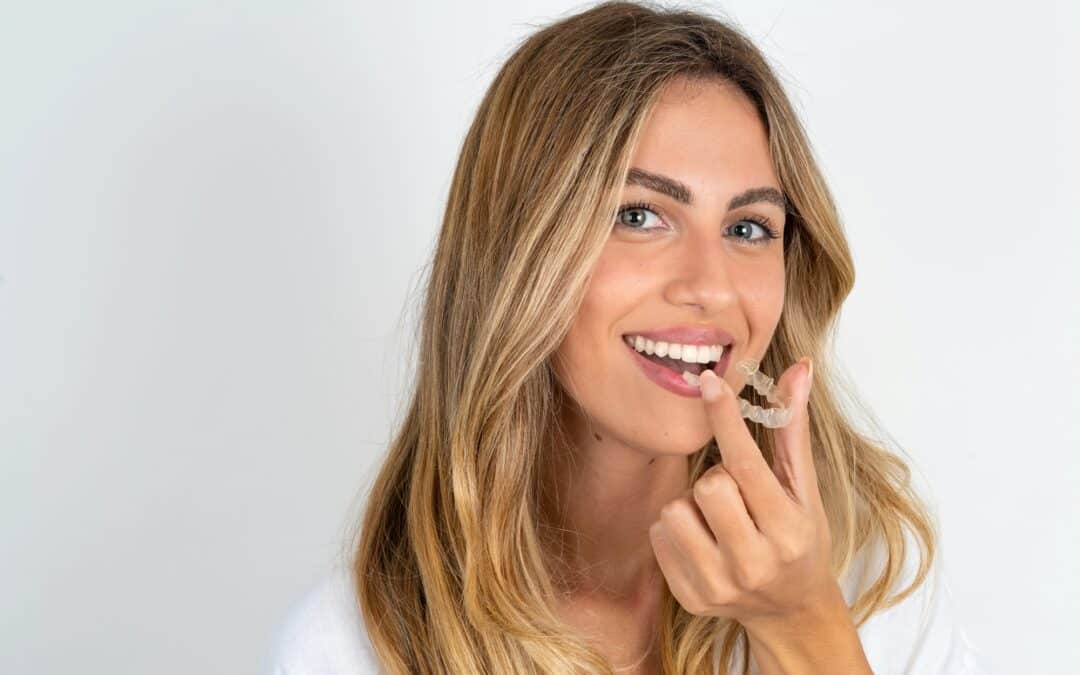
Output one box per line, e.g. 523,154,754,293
2,1,1077,673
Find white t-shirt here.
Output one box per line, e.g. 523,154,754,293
265,534,994,675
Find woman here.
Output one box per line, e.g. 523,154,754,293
268,2,991,673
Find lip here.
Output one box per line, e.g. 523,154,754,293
623,324,735,347
622,336,732,399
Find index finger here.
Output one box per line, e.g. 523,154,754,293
698,368,796,538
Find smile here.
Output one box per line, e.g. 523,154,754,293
622,333,731,398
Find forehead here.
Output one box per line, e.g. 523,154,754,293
629,78,779,195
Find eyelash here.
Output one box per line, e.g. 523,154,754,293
615,200,781,246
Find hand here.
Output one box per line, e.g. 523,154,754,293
647,357,840,632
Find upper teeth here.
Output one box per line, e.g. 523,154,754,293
624,334,725,364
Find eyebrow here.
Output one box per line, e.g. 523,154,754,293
626,167,791,213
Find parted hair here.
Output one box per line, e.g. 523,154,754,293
349,2,937,672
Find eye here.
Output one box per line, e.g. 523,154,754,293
615,201,782,247
727,214,781,247
615,201,666,232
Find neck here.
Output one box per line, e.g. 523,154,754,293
541,395,692,604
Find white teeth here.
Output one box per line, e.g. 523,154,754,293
625,334,727,366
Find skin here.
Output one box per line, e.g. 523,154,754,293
548,76,872,674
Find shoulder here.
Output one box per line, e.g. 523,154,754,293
837,529,997,675
264,564,383,675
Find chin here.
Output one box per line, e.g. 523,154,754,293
633,431,713,458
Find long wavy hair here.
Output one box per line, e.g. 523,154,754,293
349,2,937,672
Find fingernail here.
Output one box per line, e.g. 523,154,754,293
699,369,722,402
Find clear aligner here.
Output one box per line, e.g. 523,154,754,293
680,358,793,429
737,396,793,428
735,359,784,405
734,358,792,428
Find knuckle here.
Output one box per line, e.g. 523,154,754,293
694,470,736,498
774,531,809,563
660,501,690,524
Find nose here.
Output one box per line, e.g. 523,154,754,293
662,231,737,313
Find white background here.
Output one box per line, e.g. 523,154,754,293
2,1,1077,673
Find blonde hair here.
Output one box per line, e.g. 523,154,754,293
350,2,937,672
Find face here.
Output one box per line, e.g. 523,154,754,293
552,76,788,457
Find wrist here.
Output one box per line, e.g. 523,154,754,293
743,584,872,675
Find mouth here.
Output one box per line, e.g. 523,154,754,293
622,335,721,375
622,330,730,397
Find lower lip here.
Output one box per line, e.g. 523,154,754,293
623,338,731,399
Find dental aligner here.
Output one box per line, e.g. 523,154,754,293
679,358,794,428
734,358,793,428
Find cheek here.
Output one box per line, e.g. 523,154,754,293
580,254,648,319
740,260,786,332
578,240,658,329
552,253,646,394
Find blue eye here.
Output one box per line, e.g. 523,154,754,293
614,200,781,246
